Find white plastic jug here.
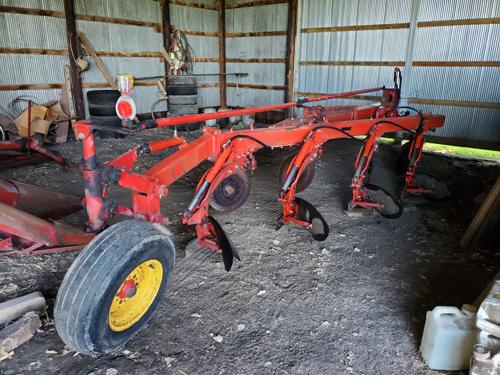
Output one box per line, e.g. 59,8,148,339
420,305,477,371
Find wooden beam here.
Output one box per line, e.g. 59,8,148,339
227,83,285,90
63,0,85,119
0,5,161,30
182,30,219,37
296,92,381,101
227,58,286,63
301,22,410,33
284,0,298,104
299,60,500,68
296,91,500,110
0,81,215,91
170,0,217,10
162,0,171,76
300,18,500,34
226,0,287,9
217,0,227,107
413,60,500,67
409,98,500,110
300,60,404,67
418,17,500,28
226,31,287,37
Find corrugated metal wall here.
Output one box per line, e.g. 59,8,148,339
296,0,500,144
0,0,218,117
0,0,67,113
225,0,288,107
410,0,500,142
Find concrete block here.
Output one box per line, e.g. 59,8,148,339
0,312,41,357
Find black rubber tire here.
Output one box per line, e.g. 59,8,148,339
277,153,315,193
168,104,198,115
168,95,198,105
87,90,121,106
88,103,117,117
167,85,197,96
364,183,403,219
209,169,251,212
167,75,197,86
54,220,175,356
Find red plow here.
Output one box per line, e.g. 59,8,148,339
0,70,447,355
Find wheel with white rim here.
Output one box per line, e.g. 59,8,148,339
54,220,175,356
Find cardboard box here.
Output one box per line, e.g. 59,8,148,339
14,105,49,137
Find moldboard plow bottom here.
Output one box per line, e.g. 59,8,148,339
3,70,447,356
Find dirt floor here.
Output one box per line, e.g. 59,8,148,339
0,127,499,375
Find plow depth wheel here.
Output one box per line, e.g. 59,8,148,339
209,168,250,213
54,220,175,356
278,153,315,193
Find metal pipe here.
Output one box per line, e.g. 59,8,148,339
153,87,384,128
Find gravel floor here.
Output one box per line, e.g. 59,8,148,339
0,128,499,375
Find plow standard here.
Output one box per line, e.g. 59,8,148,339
0,70,446,355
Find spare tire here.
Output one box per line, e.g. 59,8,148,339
168,104,198,115
167,75,197,86
167,85,197,96
87,90,121,117
168,95,197,105
90,115,123,139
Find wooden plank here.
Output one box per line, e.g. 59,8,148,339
227,58,286,63
418,17,500,28
300,60,404,67
296,92,381,101
409,98,500,110
300,60,500,68
227,83,285,90
301,22,410,33
0,5,161,29
0,47,67,56
0,82,159,91
284,0,298,104
162,0,172,76
461,177,500,250
170,0,217,10
217,0,227,107
192,57,220,62
63,0,85,119
226,30,287,37
226,0,287,9
182,30,219,37
78,32,118,90
413,60,500,67
300,18,500,34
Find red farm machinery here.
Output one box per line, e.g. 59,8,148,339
0,70,446,355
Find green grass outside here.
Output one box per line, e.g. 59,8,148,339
379,138,500,160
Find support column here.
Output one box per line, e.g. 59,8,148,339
63,0,85,119
217,0,227,108
161,0,172,76
400,0,421,104
284,0,298,105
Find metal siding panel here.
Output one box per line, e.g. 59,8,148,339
75,0,161,23
226,36,287,58
170,4,218,32
226,3,288,32
227,87,284,107
188,36,219,59
226,62,285,85
0,0,64,11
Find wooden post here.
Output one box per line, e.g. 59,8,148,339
284,0,298,110
217,0,227,108
161,0,172,76
63,0,85,119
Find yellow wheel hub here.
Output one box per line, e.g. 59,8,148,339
109,259,163,332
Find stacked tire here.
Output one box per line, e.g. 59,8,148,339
87,90,123,139
167,75,199,131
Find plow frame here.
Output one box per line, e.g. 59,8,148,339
72,85,444,255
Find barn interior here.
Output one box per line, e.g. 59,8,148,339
0,1,499,374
